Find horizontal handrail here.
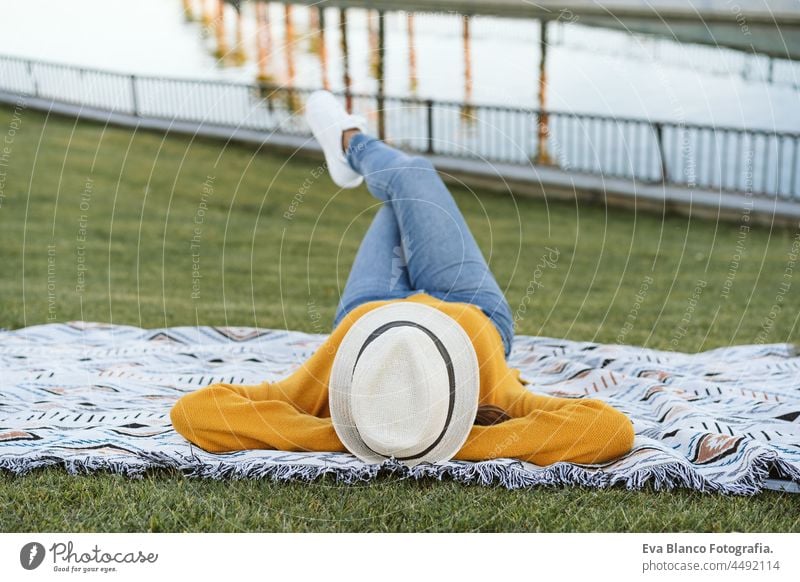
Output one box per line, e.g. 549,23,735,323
1,53,797,138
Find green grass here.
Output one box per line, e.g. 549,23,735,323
1,104,798,532
1,470,796,532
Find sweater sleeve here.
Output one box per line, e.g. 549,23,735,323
455,385,635,466
170,381,346,454
168,315,359,454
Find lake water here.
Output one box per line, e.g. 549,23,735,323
1,0,798,133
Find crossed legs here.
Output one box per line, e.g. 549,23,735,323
333,133,514,356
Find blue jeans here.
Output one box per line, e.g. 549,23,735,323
333,133,514,357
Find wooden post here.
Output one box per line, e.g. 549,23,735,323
255,2,271,82
214,0,228,60
233,4,246,64
460,15,474,122
407,13,417,94
318,7,330,90
182,0,195,20
536,19,552,165
202,0,214,27
339,8,352,112
377,11,386,140
368,10,379,79
284,4,299,112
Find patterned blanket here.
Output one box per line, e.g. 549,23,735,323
1,322,799,495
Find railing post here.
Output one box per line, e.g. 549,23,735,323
426,99,434,154
344,88,352,115
27,60,39,98
266,83,274,113
129,74,139,117
78,67,86,105
654,122,668,182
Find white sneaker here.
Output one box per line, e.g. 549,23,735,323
304,90,367,189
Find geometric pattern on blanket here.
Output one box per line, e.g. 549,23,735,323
1,321,798,496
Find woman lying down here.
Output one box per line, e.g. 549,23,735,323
169,91,635,468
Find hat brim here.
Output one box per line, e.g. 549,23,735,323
329,302,480,467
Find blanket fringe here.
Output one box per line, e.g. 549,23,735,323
2,448,797,496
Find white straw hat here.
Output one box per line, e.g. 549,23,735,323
329,302,480,467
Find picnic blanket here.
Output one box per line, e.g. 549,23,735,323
1,322,799,495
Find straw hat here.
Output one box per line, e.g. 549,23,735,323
329,303,480,467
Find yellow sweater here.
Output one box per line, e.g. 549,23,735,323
170,293,635,466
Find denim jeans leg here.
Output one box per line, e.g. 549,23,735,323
346,133,514,355
333,204,414,328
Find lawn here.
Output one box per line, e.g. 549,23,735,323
1,103,798,532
